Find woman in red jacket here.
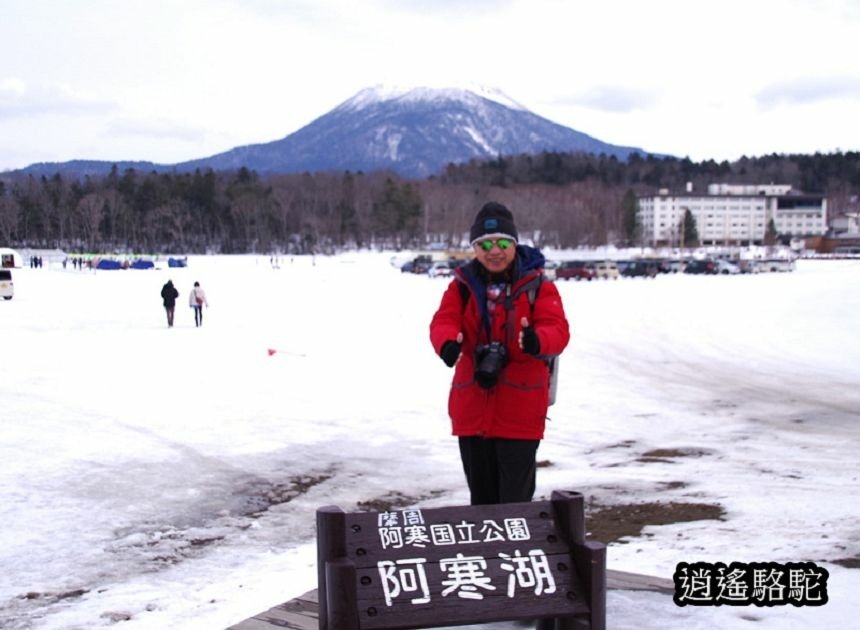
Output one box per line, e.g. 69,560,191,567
430,202,570,505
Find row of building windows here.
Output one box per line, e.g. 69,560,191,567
638,187,827,244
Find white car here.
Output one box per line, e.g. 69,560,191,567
542,260,559,281
0,269,13,300
427,261,455,278
593,260,620,280
715,260,741,275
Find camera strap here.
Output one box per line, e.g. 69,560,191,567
459,272,559,405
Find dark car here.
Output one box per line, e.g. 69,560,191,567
683,259,718,274
615,260,633,274
401,256,432,274
556,261,596,281
646,258,673,274
620,260,659,278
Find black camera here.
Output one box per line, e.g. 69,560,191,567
474,341,508,389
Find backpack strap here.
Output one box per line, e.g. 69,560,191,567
461,272,558,405
504,273,541,314
458,279,470,311
500,274,541,346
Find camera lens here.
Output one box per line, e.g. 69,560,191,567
475,342,508,389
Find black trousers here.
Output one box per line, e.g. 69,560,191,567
458,436,540,505
193,305,203,326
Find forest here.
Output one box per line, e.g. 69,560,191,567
1,151,858,254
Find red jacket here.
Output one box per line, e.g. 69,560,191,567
430,253,570,440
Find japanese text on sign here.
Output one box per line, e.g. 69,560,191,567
376,509,531,550
378,549,556,607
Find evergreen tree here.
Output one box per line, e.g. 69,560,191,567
765,218,778,246
681,208,699,247
371,178,422,246
621,189,640,245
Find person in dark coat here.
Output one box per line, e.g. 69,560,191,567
430,202,570,505
161,280,179,327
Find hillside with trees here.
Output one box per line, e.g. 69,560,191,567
1,151,858,254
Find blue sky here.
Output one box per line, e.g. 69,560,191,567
1,0,858,171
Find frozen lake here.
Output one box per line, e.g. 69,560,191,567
1,253,858,629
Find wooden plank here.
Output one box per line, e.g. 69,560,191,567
605,569,674,594
229,568,672,629
228,591,318,630
228,618,292,630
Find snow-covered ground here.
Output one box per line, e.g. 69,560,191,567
0,253,858,630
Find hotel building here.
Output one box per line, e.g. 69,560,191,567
637,183,827,246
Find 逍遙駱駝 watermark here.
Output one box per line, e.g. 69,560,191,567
673,561,829,607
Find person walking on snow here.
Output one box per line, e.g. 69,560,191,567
160,280,179,327
189,281,208,327
430,202,570,506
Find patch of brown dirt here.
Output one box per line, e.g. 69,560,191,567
831,556,860,568
585,501,725,544
356,489,446,513
636,447,713,464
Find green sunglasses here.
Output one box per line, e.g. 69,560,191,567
477,237,514,252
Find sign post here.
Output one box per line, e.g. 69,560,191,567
317,490,605,630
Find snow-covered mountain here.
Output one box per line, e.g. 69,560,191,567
14,86,653,178
177,85,649,177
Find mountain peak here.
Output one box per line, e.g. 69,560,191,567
336,84,529,113
15,85,654,179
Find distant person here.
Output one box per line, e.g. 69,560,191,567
189,281,209,327
160,280,179,327
430,202,570,505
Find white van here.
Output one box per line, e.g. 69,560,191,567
593,261,620,280
0,269,13,300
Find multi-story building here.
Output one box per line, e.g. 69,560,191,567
637,183,827,246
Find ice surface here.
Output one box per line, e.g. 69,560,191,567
0,253,857,629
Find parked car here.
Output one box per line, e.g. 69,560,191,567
401,256,432,274
620,260,659,278
593,260,620,280
635,258,671,274
762,258,797,272
737,259,762,274
556,261,595,281
683,259,718,275
0,269,13,300
714,259,741,274
542,260,560,281
427,260,456,278
666,259,686,273
614,260,634,275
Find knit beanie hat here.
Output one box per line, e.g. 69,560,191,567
469,202,519,245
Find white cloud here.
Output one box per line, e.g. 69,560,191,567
756,76,860,108
552,86,658,114
1,0,859,170
0,79,116,118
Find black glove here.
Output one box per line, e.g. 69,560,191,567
440,340,462,367
521,326,541,355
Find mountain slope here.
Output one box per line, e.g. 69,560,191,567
14,86,654,178
176,86,649,177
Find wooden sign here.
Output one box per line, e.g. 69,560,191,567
317,490,605,630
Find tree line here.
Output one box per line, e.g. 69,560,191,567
1,151,858,254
